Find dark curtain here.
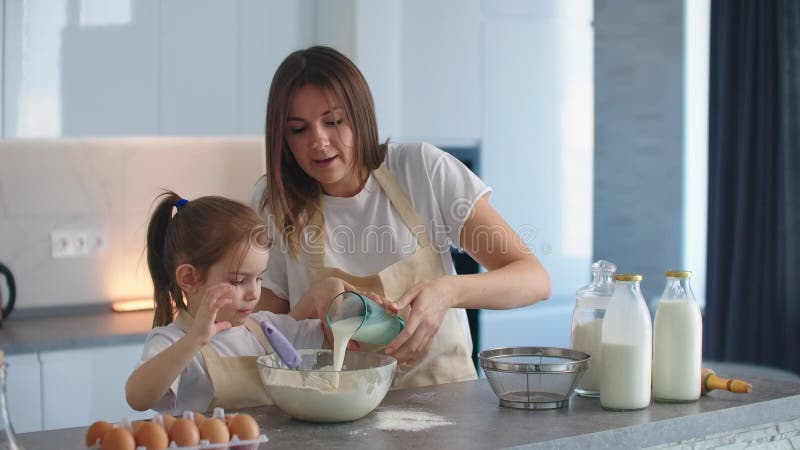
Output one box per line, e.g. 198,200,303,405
705,0,800,374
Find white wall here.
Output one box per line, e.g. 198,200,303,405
480,1,594,349
0,137,265,309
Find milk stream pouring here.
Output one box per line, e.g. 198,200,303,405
652,270,703,402
0,351,25,450
326,291,405,372
571,260,616,397
600,274,652,410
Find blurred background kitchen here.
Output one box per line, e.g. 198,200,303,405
0,0,797,434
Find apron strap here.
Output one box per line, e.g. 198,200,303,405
306,163,433,271
372,164,431,248
306,210,326,270
174,310,225,367
243,318,275,354
173,309,193,334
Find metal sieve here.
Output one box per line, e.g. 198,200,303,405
479,346,590,410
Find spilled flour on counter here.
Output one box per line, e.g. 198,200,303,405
374,409,455,432
406,391,437,402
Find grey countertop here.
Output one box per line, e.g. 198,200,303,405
0,305,153,354
17,363,800,450
6,308,800,448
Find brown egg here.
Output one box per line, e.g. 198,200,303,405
193,411,207,425
199,417,229,443
160,414,175,431
227,413,259,441
133,421,168,450
86,420,113,447
168,418,200,447
130,420,145,433
101,427,135,450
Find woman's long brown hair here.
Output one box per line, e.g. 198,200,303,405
146,192,270,327
260,45,386,257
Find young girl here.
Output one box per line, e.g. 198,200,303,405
126,192,333,413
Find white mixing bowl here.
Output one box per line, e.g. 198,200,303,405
257,349,396,423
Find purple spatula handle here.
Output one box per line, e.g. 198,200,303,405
260,322,302,369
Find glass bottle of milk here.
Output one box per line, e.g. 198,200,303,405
571,260,616,397
652,270,703,402
600,274,652,410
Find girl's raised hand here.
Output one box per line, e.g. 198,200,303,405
188,283,234,346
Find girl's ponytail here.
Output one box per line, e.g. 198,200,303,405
147,191,183,327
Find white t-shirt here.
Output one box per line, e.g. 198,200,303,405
137,311,323,413
253,142,492,308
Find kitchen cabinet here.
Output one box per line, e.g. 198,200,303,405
4,343,149,432
5,353,42,433
40,343,150,430
353,0,594,311
2,0,161,137
395,0,483,143
1,0,315,138
158,0,315,135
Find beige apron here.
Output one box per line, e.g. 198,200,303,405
307,163,477,388
175,311,274,411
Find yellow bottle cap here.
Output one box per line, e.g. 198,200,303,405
615,274,643,281
665,270,692,278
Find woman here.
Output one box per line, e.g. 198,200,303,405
254,45,550,388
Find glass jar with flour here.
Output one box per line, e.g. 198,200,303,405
570,260,616,397
600,274,652,411
0,351,25,450
652,270,702,402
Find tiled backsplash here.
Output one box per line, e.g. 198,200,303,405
0,137,265,310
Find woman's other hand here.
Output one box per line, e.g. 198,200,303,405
310,277,357,320
295,277,358,346
383,277,455,363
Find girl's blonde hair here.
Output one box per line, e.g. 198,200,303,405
146,192,271,327
260,45,386,257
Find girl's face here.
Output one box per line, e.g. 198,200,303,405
285,84,360,197
197,243,269,327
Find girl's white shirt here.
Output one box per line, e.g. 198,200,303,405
253,142,491,308
137,311,323,413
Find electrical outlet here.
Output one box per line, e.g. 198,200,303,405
50,228,107,258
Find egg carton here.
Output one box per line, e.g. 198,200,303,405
88,407,269,450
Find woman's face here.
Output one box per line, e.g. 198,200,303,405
285,84,360,197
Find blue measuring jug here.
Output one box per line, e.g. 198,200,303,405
325,291,405,346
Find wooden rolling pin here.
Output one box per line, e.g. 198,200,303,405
701,368,752,394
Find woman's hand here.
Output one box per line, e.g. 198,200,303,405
294,277,364,349
305,277,357,320
187,283,234,346
383,276,456,364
